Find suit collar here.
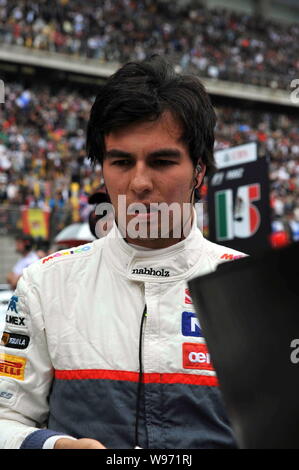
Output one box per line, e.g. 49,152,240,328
105,212,204,282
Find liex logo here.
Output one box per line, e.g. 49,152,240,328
5,314,26,327
5,295,26,327
181,312,202,337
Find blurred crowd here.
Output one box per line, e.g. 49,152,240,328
0,80,298,244
0,82,103,236
215,107,299,243
0,0,298,89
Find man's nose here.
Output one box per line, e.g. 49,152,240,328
129,163,153,195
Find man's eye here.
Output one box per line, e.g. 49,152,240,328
111,160,132,166
153,160,177,166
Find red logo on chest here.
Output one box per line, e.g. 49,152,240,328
182,343,214,370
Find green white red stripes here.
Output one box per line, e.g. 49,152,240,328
215,184,261,240
215,189,233,241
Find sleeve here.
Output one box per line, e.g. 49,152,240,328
0,268,74,449
12,259,25,276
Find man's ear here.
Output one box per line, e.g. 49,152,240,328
194,163,206,189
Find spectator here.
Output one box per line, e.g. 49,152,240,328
6,233,39,289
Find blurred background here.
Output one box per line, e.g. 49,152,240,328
0,0,299,308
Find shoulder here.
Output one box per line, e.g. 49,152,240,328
11,238,108,318
24,251,39,266
39,243,94,267
22,238,107,283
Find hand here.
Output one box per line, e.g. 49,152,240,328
54,438,106,449
6,272,20,290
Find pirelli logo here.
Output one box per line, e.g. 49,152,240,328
0,353,26,381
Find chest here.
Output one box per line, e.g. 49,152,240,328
43,272,213,380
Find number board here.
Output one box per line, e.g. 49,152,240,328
207,156,271,254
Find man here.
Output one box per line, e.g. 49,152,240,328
6,234,39,290
0,56,244,449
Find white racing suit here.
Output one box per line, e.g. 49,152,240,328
0,220,245,449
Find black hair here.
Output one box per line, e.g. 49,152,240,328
15,233,33,252
34,237,50,252
86,55,217,175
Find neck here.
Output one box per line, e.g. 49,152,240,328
125,236,184,250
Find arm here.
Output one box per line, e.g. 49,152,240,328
0,270,68,448
6,271,20,290
1,269,106,449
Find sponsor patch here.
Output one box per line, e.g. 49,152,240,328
5,314,26,327
220,253,244,261
184,288,193,305
42,245,91,264
5,295,27,328
183,343,214,370
1,332,30,350
0,353,26,381
0,390,13,399
7,295,19,314
131,267,170,277
0,379,18,404
182,312,202,337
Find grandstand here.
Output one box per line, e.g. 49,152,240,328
0,0,299,282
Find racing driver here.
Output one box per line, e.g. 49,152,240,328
0,55,244,449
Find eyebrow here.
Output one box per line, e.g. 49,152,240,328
104,148,182,159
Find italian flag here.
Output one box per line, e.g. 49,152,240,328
215,189,234,241
215,184,260,240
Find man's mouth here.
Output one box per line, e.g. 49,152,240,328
129,202,160,212
128,203,160,221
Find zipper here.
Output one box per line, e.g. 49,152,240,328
134,303,147,449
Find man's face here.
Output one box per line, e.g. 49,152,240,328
102,111,205,248
16,239,26,254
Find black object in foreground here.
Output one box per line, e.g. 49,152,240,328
188,242,299,449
